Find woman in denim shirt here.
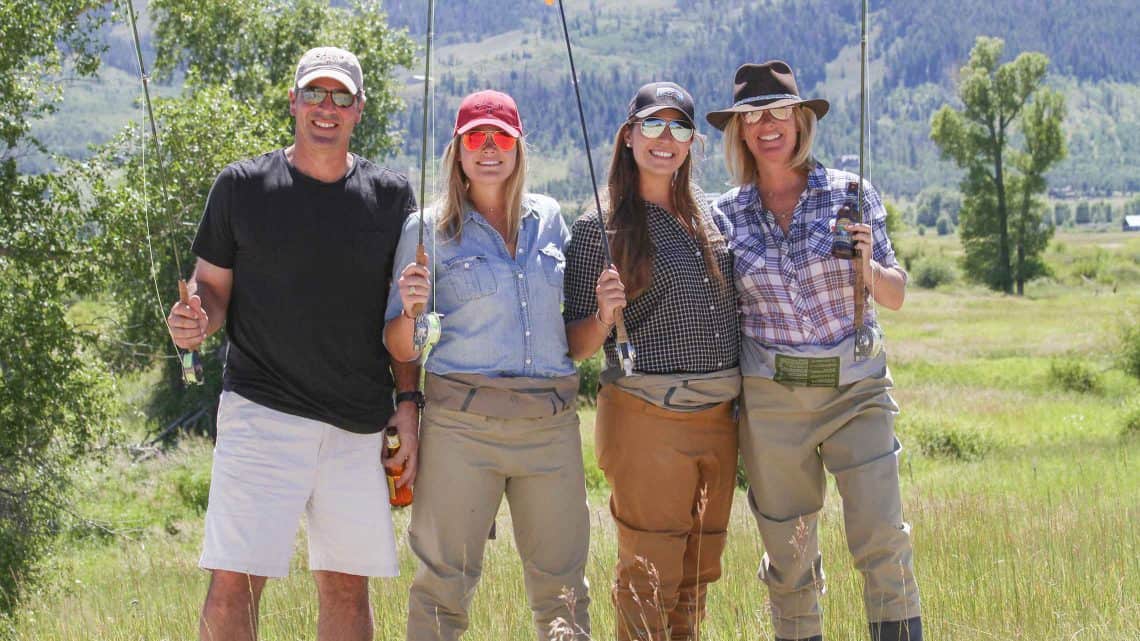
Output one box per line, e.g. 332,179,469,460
384,90,590,641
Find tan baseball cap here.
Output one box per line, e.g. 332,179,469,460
294,47,365,98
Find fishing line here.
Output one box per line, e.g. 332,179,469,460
124,0,203,384
551,0,638,376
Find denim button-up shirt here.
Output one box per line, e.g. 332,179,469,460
384,193,575,378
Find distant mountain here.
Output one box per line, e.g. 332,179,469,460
32,0,1140,202
385,0,1138,201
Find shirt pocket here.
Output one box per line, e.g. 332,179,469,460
441,254,498,302
538,242,566,288
727,233,766,275
807,216,839,259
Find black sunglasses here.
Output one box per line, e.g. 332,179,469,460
297,86,358,108
637,117,695,142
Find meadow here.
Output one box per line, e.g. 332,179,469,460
7,231,1140,641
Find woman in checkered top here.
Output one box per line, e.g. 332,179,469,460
707,61,922,641
563,82,740,641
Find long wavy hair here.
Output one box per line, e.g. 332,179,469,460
434,135,529,243
604,120,724,299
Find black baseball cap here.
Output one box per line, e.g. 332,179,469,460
627,81,696,125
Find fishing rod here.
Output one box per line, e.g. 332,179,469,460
124,0,203,385
411,0,442,359
551,0,637,376
852,0,883,361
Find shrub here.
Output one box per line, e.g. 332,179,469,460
1047,360,1103,394
576,352,603,404
736,455,748,490
578,439,608,493
900,416,992,461
913,425,991,461
170,466,211,514
1122,405,1140,439
935,215,953,236
1119,322,1140,381
583,457,608,493
911,256,958,288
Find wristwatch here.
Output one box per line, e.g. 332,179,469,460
395,390,425,410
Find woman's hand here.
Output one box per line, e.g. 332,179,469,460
595,266,626,326
846,221,907,310
846,222,876,285
397,262,431,317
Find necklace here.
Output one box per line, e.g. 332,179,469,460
673,212,697,237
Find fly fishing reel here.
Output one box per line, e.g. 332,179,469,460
853,323,884,362
413,311,443,363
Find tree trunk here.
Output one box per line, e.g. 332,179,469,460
993,131,1012,294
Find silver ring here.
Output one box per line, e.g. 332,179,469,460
410,286,417,296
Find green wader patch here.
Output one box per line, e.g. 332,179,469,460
773,354,841,387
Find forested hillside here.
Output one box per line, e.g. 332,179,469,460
30,0,1140,201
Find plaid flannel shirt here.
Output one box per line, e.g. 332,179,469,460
715,163,902,348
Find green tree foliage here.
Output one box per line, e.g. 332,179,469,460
914,186,962,227
74,88,276,422
931,37,1065,295
79,0,414,425
150,0,415,160
1125,196,1140,218
878,0,1139,87
0,0,116,615
0,0,103,158
1053,202,1071,226
1075,201,1091,224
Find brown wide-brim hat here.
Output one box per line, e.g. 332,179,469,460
705,60,830,131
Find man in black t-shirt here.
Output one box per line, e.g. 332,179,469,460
166,47,420,641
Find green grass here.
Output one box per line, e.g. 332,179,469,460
8,234,1140,640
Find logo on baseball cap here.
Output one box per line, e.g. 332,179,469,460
454,90,523,138
627,81,696,125
294,47,365,98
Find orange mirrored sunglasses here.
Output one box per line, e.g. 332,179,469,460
461,130,518,152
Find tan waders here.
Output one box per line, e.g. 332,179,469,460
739,374,920,641
595,385,738,640
405,398,590,641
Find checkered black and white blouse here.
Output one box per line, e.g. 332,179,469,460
714,163,903,347
563,188,740,374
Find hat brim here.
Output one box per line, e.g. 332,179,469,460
632,104,695,125
705,97,829,131
455,117,522,138
296,69,359,96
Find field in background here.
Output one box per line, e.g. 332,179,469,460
8,231,1140,640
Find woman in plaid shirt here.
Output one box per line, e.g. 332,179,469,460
564,82,740,641
706,61,922,641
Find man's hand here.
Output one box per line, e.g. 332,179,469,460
167,295,208,350
383,402,420,487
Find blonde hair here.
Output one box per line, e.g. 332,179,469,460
722,105,818,185
435,135,529,242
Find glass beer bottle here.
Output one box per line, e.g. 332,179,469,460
384,426,413,507
832,181,860,259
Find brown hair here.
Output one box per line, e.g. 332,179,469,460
604,121,724,299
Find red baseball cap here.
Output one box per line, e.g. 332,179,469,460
454,90,523,138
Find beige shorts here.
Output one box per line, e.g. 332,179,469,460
199,391,398,578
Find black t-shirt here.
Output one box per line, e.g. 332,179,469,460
192,149,416,434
